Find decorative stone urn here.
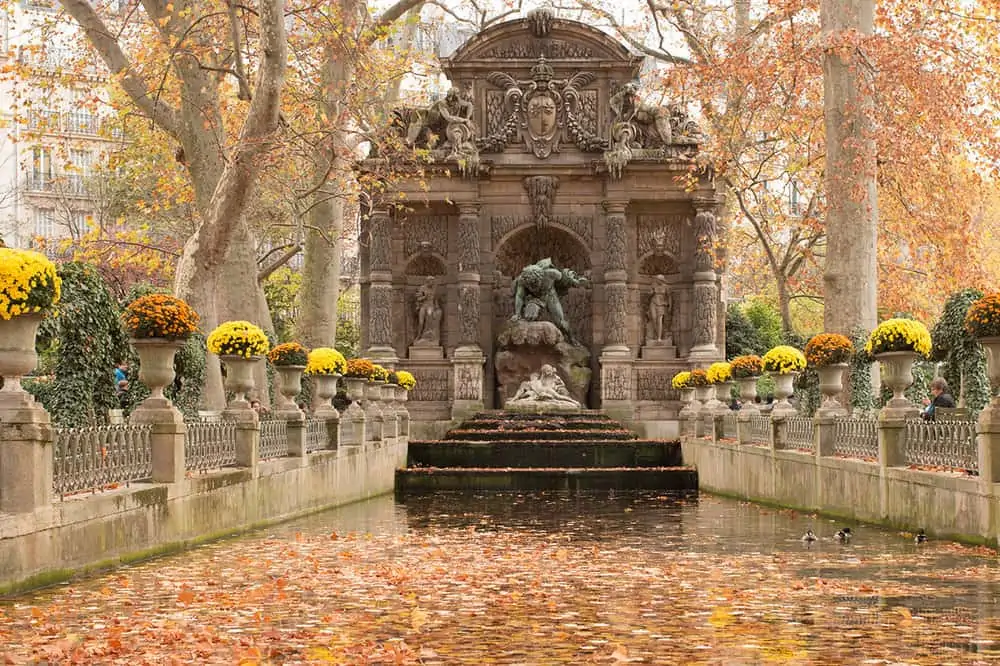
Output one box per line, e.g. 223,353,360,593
978,337,1000,405
715,381,735,413
816,363,849,415
737,377,760,413
344,377,367,403
0,313,43,395
677,387,697,419
876,350,919,410
702,383,724,412
768,371,799,416
694,384,713,406
313,373,341,415
274,365,306,409
132,338,184,403
220,355,258,407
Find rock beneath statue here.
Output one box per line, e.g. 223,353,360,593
495,319,592,406
505,364,582,413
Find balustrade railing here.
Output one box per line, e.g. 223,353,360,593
722,413,738,440
903,418,978,473
184,420,238,472
784,416,815,452
53,424,153,499
832,417,878,461
258,418,289,460
748,414,771,445
306,418,331,453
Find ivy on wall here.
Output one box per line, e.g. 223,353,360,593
931,288,989,415
848,327,877,415
29,262,128,426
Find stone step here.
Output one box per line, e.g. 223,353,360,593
395,467,699,493
408,440,682,469
447,420,631,432
442,429,638,442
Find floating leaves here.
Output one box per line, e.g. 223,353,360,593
1,492,999,664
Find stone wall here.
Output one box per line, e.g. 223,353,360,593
681,431,1000,546
0,440,406,593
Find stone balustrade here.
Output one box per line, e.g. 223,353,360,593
680,402,1000,545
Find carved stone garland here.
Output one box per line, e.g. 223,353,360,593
602,202,629,351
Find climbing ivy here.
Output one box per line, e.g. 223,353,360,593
848,327,877,415
931,288,989,415
30,262,128,426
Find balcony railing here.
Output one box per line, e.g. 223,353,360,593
25,111,122,138
24,172,90,196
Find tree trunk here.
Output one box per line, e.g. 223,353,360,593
776,274,793,335
295,0,363,352
821,0,878,334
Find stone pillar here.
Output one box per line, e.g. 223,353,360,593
0,392,53,513
978,406,1000,484
226,407,260,477
284,411,308,460
131,396,187,483
452,202,485,420
772,413,787,451
689,198,723,362
815,414,837,457
877,413,908,468
366,207,398,365
599,200,633,417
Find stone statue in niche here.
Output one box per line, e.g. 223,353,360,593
609,82,673,148
506,364,582,412
412,277,443,346
510,258,589,344
646,274,672,343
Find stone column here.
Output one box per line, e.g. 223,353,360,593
599,201,633,418
131,396,187,484
0,392,53,513
366,207,398,366
689,198,723,362
226,406,260,478
452,202,485,420
978,406,1000,485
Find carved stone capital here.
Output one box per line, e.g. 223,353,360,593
603,204,627,273
458,283,481,346
458,202,481,217
368,209,392,273
603,200,628,216
603,282,628,348
457,208,480,274
369,283,394,347
692,282,718,348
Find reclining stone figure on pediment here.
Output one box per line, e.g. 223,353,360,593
391,87,480,174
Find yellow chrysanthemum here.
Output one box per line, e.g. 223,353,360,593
395,370,417,390
206,320,270,357
671,371,692,390
865,318,932,358
0,248,62,320
305,347,347,376
706,362,732,384
762,345,807,374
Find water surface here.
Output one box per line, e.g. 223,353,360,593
2,492,998,664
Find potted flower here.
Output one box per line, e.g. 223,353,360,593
689,368,712,405
762,345,806,415
672,370,697,418
865,318,932,409
396,370,417,392
705,361,733,412
304,347,346,414
395,370,416,439
269,342,309,409
0,248,62,392
124,294,200,404
343,358,375,402
805,333,854,414
965,293,1000,401
206,320,270,406
730,355,763,411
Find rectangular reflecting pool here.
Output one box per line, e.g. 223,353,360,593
3,492,999,664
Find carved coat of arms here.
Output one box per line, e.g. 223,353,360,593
480,56,605,159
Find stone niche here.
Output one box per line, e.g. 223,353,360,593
360,8,725,430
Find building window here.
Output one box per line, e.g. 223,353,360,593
33,207,57,240
69,148,93,174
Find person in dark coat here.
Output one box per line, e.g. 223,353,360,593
921,377,956,421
